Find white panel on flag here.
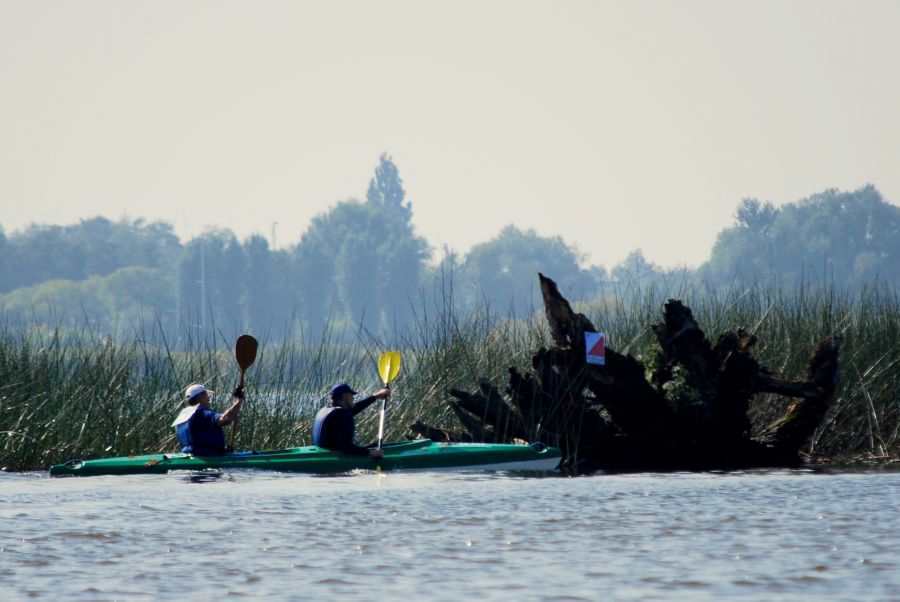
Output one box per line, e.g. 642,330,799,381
585,331,606,365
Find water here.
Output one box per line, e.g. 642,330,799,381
1,468,898,601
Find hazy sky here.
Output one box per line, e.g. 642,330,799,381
2,1,899,269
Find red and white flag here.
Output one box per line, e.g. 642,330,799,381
585,332,606,365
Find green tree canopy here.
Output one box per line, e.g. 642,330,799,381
457,225,595,318
0,217,181,293
0,266,175,335
292,154,430,336
177,230,245,335
701,186,900,288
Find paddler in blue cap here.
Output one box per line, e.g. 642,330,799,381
172,383,245,456
313,382,390,458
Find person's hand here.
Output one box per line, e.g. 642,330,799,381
370,448,384,459
232,385,245,400
374,387,391,400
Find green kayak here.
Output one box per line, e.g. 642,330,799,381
49,439,562,477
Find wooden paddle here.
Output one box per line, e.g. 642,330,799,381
375,351,401,451
228,334,259,449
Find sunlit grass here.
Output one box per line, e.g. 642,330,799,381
0,279,897,471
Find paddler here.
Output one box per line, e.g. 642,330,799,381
313,383,390,458
172,384,244,456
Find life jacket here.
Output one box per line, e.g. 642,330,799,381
312,405,336,447
172,405,225,455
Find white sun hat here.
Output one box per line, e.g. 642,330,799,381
184,383,213,402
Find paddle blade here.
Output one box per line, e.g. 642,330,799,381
235,335,259,371
377,351,401,385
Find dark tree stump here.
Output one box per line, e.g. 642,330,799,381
411,273,843,473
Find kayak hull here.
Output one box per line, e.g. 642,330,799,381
49,439,561,477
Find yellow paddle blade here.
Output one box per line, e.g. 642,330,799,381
377,351,401,385
386,351,401,382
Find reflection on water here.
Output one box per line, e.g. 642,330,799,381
180,470,228,484
0,468,898,601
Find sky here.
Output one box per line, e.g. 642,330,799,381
1,1,899,270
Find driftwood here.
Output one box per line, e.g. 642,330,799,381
412,273,843,473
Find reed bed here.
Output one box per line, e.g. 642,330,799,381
1,281,897,472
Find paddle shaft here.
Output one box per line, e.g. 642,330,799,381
376,387,388,451
227,370,245,449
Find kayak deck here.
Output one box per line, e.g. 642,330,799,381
49,439,562,477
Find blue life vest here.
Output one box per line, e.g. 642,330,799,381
312,404,370,455
172,405,226,456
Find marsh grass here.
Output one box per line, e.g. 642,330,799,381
1,280,897,471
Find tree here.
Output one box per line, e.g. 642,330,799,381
243,234,294,333
0,266,175,336
365,154,430,332
0,217,181,293
611,250,664,284
292,154,430,336
735,198,779,233
700,186,900,289
293,199,369,335
0,228,11,292
95,267,177,331
458,225,593,318
7,224,84,287
177,230,246,337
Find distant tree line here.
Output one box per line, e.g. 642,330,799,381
1,155,898,342
699,185,900,288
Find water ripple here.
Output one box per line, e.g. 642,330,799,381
0,469,897,600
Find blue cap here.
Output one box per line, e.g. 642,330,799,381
330,383,357,400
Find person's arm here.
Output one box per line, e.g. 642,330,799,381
349,388,391,416
216,387,245,427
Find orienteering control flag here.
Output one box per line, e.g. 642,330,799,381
585,331,606,365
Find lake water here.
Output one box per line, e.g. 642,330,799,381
1,468,898,601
